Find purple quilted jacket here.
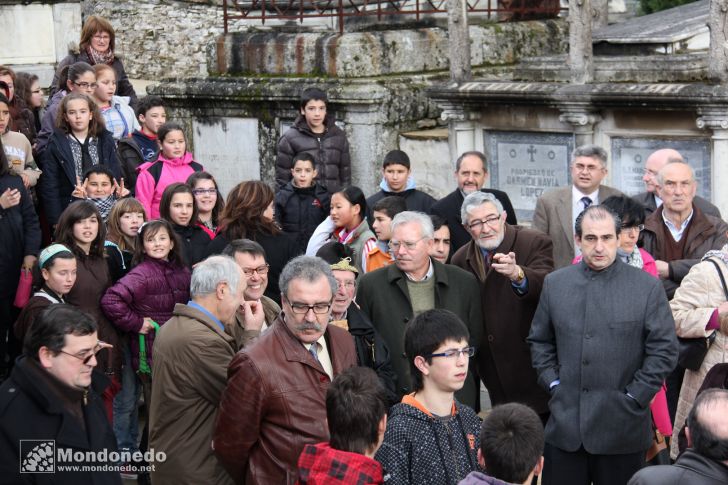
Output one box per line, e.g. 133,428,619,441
101,256,191,371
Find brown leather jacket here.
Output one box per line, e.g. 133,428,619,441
212,314,357,484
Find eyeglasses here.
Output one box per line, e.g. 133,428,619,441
242,264,269,277
58,341,110,365
73,81,98,89
336,280,356,290
390,237,426,252
287,300,332,314
192,188,217,196
621,224,644,232
573,163,604,173
426,346,475,359
467,216,501,231
93,34,111,41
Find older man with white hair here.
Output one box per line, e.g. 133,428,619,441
149,255,265,485
452,192,554,419
356,211,483,408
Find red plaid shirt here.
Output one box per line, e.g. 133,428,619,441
296,442,385,484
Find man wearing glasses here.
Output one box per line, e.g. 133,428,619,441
452,191,553,423
0,304,122,484
633,148,721,219
375,309,483,484
357,211,482,409
213,256,357,485
533,144,622,269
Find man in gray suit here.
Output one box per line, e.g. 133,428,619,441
632,148,721,219
532,145,622,269
528,205,677,485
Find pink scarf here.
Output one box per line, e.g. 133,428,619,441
86,45,115,66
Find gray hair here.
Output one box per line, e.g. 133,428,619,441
279,255,337,299
574,205,621,238
390,211,434,240
656,159,695,186
190,255,241,298
571,144,607,167
461,192,504,225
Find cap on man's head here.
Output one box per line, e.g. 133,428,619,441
383,150,410,169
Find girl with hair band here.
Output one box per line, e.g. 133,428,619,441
14,244,77,343
207,180,298,303
307,185,375,274
187,171,224,239
92,64,139,142
0,135,41,378
105,197,146,282
54,200,120,417
158,182,211,267
101,219,190,463
36,61,97,155
39,92,121,227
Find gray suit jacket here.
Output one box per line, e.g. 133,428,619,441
632,191,722,220
532,185,623,269
527,260,678,454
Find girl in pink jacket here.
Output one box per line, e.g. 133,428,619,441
135,122,203,219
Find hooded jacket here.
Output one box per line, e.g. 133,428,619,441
366,177,438,219
296,443,384,485
101,256,191,371
275,180,331,253
275,115,351,193
135,152,203,220
375,395,482,485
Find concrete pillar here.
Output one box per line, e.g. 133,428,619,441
592,0,609,29
696,108,728,215
559,108,602,147
708,0,728,83
440,100,477,166
569,0,594,84
448,0,472,82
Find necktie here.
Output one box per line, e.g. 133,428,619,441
308,343,319,363
580,196,592,211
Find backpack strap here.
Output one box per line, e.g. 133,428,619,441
705,258,728,300
146,161,165,187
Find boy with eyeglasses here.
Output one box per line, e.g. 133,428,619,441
375,308,482,485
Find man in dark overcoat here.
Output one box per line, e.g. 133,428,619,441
452,191,552,419
528,205,677,485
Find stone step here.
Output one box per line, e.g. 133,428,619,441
514,53,707,83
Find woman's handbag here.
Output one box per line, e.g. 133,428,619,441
677,258,727,371
13,269,33,308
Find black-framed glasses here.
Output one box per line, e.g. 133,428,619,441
73,81,98,89
287,300,332,315
467,216,501,231
242,264,269,277
58,341,110,365
425,346,475,360
192,188,217,196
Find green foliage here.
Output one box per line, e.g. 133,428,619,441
639,0,699,15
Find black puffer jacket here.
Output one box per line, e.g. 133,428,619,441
172,223,211,268
275,181,330,254
275,115,351,193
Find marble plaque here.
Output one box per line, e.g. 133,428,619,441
193,118,260,198
486,131,575,221
610,137,711,198
0,5,56,64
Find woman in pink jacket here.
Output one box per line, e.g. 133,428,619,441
135,122,203,219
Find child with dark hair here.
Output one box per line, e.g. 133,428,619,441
366,149,437,217
40,92,121,226
0,93,41,190
275,86,351,193
296,367,388,484
13,72,44,135
275,152,331,253
117,95,166,191
159,182,210,267
364,195,407,273
429,214,451,265
188,171,224,238
135,122,203,219
71,165,130,222
0,65,36,144
375,308,482,485
461,403,544,485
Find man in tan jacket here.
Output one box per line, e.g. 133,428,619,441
149,256,264,485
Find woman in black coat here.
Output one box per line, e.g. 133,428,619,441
0,136,41,377
207,180,299,304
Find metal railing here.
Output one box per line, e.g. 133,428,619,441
223,0,563,34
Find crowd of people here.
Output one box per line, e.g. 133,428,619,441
1,13,728,485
